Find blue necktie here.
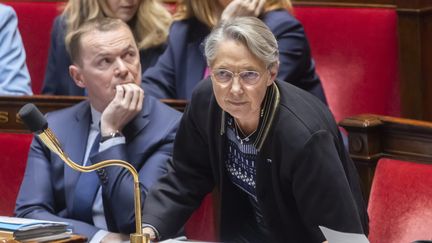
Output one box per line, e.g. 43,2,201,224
72,133,101,224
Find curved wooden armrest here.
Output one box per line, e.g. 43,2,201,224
339,114,432,201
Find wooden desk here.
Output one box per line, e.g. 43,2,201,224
0,234,86,243
48,234,86,243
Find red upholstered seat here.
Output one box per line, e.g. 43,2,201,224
0,133,33,216
368,158,432,243
185,194,218,241
295,7,400,122
4,2,62,94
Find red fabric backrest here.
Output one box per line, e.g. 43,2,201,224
294,7,400,122
3,1,62,94
368,158,432,243
185,193,217,241
0,133,33,216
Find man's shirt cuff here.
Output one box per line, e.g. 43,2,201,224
99,136,125,152
90,229,109,243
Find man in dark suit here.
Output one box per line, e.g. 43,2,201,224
15,18,181,243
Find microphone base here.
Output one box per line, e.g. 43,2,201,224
130,233,150,243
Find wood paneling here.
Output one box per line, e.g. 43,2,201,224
0,96,187,133
423,13,432,120
395,1,432,120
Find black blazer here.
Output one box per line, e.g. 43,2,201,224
143,78,367,242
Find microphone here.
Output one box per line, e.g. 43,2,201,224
18,104,149,243
18,103,47,134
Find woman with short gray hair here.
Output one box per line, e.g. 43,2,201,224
205,16,279,69
142,17,368,243
141,0,327,104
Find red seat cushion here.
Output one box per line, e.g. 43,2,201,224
0,133,33,216
4,2,62,94
295,7,400,122
185,193,218,241
368,158,432,243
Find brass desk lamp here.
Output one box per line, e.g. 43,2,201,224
18,103,149,243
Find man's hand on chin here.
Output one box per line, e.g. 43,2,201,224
100,83,144,136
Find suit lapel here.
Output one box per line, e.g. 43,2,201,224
122,97,151,156
64,102,91,211
64,99,149,212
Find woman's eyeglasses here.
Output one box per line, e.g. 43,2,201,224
212,69,261,85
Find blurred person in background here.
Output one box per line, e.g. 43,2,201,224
0,3,32,95
141,0,326,104
42,0,171,96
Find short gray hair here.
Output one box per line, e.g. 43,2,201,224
204,17,279,69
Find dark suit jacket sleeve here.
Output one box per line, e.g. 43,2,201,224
90,112,180,233
41,16,62,95
41,16,83,96
289,130,365,241
263,10,327,103
14,136,100,239
142,100,215,239
90,139,176,234
140,23,180,99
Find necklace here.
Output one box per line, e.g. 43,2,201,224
234,119,257,145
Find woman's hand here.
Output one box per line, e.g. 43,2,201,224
221,0,266,21
142,227,157,241
100,232,129,243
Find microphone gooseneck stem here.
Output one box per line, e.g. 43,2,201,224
39,128,147,243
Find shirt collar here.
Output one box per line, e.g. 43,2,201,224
90,105,101,131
